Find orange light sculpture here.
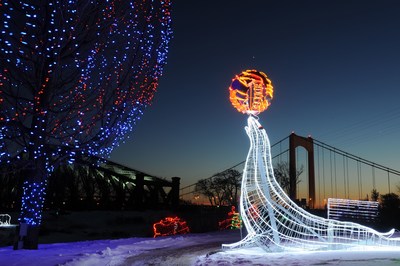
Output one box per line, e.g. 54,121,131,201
153,216,190,238
229,70,273,115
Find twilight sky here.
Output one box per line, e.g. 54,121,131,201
110,0,400,188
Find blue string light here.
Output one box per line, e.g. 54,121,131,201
19,181,47,226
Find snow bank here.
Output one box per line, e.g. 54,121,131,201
1,230,400,265
196,246,400,266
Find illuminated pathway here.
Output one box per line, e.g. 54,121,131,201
223,116,400,252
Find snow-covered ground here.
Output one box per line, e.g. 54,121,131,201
2,230,400,265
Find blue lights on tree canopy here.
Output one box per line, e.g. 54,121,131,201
0,0,172,229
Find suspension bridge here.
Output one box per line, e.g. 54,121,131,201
180,133,400,209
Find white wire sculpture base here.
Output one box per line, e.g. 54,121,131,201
223,116,400,252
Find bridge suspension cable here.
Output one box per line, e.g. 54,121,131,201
311,137,400,203
313,138,400,176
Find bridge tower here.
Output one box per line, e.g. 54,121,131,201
289,133,316,209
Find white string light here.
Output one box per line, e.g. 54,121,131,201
0,214,11,226
327,198,379,222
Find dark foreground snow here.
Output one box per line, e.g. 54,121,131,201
1,230,400,265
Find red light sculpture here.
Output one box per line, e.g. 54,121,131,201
153,216,190,238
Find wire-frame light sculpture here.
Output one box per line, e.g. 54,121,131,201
327,198,379,223
0,214,11,226
224,70,400,251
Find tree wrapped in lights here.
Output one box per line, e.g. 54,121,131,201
0,0,172,249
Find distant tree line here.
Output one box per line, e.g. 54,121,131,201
193,162,302,207
369,188,400,231
194,169,241,207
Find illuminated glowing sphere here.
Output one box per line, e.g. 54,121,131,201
229,69,273,115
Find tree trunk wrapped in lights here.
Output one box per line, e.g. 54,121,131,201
0,0,172,249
